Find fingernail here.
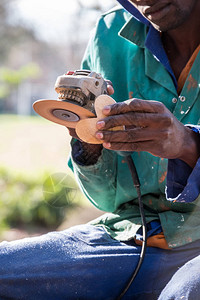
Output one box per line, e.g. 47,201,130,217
96,120,105,129
103,106,111,114
107,85,114,95
103,142,111,148
96,132,103,139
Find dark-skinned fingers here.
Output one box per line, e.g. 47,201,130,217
96,128,163,143
67,127,77,137
105,80,114,95
96,112,172,130
105,79,113,87
67,127,83,141
96,113,136,130
102,140,151,152
102,140,164,154
107,85,114,95
102,99,167,116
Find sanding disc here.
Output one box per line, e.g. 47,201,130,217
33,99,95,128
76,95,125,144
76,118,103,144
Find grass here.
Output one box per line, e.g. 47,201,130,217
0,114,72,176
0,114,88,235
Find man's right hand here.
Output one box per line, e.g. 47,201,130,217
67,80,114,164
67,80,114,141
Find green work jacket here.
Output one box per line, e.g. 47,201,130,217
69,6,200,248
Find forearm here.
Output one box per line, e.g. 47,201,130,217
70,141,118,212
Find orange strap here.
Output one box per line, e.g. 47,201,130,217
177,44,200,94
134,232,171,250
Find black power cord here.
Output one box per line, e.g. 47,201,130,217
117,155,147,300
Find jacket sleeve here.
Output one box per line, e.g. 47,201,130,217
66,26,119,212
166,125,200,203
69,144,119,212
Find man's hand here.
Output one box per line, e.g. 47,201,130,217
67,81,114,164
95,98,200,168
67,81,114,140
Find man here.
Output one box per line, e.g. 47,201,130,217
1,0,200,299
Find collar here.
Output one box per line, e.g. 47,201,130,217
117,0,149,25
117,0,177,87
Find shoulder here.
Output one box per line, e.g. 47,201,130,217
94,5,131,36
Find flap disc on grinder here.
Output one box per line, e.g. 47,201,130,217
33,99,95,129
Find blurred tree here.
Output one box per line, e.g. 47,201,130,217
0,0,36,64
0,0,61,113
66,0,116,73
0,0,116,114
0,62,41,113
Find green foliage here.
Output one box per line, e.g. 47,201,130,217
0,63,40,85
0,85,9,99
0,168,79,233
0,63,41,98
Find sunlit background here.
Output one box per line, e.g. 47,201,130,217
0,0,116,240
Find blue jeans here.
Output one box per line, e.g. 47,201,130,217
0,224,199,299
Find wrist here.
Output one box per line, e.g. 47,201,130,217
81,142,103,164
72,140,103,166
179,127,200,168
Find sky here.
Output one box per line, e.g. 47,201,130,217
14,0,116,42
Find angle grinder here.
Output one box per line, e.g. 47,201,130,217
33,69,123,143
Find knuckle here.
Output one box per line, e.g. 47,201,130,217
161,128,172,141
168,116,174,126
105,79,113,86
106,116,124,130
127,130,136,141
129,98,143,110
130,142,138,151
156,101,165,112
116,143,124,151
108,117,119,128
124,112,135,125
162,130,170,139
110,103,124,115
105,132,115,143
161,114,174,127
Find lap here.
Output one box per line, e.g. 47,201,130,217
158,254,200,300
0,224,199,300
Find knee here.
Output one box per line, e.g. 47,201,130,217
158,255,200,300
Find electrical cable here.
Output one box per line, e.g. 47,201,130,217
117,155,147,300
33,70,147,299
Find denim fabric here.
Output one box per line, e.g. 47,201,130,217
166,157,200,203
0,224,200,300
159,255,200,300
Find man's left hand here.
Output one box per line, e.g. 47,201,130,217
95,99,200,168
